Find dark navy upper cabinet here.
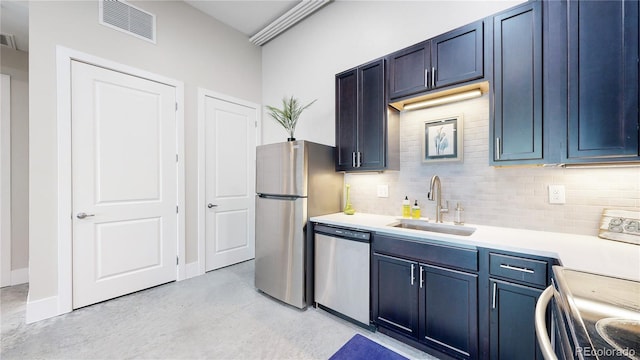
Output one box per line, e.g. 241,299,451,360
491,1,543,164
432,21,484,89
565,0,639,162
387,41,431,100
335,68,358,170
358,60,387,170
388,20,484,101
335,59,399,172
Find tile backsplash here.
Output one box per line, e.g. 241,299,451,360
344,94,640,236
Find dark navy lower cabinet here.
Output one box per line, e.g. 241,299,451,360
372,234,479,360
482,249,556,360
372,253,419,339
489,279,543,360
420,264,479,359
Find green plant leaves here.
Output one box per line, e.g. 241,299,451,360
266,96,317,138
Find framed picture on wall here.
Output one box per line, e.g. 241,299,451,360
423,115,463,163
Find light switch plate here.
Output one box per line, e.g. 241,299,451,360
548,184,566,204
377,184,389,198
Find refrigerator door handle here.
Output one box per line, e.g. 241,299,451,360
257,194,301,201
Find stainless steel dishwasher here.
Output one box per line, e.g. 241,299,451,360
314,224,372,329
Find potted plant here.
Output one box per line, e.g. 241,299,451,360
266,96,317,141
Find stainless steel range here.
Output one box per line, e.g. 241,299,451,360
536,266,640,360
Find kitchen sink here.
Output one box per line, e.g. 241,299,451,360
389,219,476,236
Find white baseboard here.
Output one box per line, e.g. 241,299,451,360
0,273,9,288
184,261,202,279
10,267,28,285
25,294,60,324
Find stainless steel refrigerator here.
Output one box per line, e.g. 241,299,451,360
255,140,343,309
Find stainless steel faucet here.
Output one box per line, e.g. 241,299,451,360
428,175,449,223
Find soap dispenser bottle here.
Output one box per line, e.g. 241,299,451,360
454,202,464,225
402,196,411,218
411,200,421,219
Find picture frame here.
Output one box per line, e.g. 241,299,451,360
422,115,463,163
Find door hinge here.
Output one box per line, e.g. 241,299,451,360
176,256,179,265
175,102,178,111
176,205,179,213
255,120,258,128
176,154,179,162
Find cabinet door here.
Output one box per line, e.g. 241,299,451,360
335,68,358,171
388,41,431,100
372,253,419,339
432,20,484,89
489,279,543,360
419,264,478,360
566,0,639,161
492,2,543,163
358,59,386,170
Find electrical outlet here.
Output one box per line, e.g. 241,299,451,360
377,184,389,198
548,185,566,204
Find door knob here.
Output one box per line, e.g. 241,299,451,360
77,212,95,219
207,203,218,209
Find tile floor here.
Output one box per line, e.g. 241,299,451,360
1,260,436,359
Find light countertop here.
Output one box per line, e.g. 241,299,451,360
310,212,640,282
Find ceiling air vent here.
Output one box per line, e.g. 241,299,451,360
99,0,156,44
0,34,17,50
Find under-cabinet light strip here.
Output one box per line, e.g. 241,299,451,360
403,89,483,111
250,0,330,46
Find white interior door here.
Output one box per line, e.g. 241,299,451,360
0,74,10,288
205,96,256,271
71,61,177,309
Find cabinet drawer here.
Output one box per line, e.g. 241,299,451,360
489,253,547,287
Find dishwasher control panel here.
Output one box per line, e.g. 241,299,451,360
314,224,371,242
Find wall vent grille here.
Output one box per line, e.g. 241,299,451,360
99,0,156,44
0,34,16,49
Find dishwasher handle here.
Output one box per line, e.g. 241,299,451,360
535,285,558,360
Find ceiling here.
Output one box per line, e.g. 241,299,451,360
0,0,29,52
184,0,301,37
0,0,316,53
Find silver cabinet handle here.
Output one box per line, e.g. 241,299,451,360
431,67,436,88
500,264,535,274
535,286,557,360
419,266,424,288
492,282,497,309
77,212,95,219
424,69,429,88
496,137,501,160
207,203,218,209
410,264,415,285
357,152,362,167
352,152,356,168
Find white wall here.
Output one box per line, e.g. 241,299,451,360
0,47,29,275
29,1,261,302
261,0,525,145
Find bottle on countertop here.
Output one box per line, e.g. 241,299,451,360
402,196,411,218
454,202,464,225
411,200,421,219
